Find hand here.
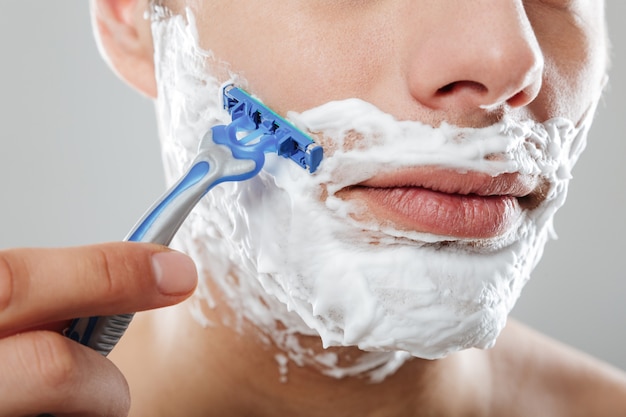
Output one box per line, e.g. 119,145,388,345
0,242,197,416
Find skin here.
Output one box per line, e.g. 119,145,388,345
103,1,625,416
1,0,623,416
0,243,197,416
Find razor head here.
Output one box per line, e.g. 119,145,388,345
223,84,323,173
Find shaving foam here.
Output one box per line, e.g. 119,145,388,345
150,7,597,381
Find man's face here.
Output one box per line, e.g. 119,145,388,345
149,0,608,378
160,0,606,126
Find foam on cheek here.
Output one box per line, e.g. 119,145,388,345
150,7,597,381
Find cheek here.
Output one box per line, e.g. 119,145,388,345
528,6,608,121
186,2,397,116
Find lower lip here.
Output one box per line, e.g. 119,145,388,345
340,187,522,239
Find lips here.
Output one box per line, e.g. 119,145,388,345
336,168,541,239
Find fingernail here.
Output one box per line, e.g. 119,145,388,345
152,251,197,295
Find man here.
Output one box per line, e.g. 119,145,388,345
1,0,625,416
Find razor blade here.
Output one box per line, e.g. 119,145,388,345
222,85,323,173
65,85,323,356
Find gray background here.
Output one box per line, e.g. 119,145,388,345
0,1,624,369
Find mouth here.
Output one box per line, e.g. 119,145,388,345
336,167,543,239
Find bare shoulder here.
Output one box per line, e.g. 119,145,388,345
488,319,626,417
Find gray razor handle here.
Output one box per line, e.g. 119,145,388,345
66,139,255,356
64,156,219,355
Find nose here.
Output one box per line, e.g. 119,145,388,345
406,1,544,115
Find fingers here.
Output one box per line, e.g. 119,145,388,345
0,331,130,417
0,242,197,337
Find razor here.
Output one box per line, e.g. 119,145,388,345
65,85,323,356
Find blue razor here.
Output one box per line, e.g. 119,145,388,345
64,85,323,356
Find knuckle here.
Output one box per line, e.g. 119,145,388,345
0,251,28,315
8,332,132,416
89,243,155,300
0,254,15,313
28,333,81,392
91,246,129,299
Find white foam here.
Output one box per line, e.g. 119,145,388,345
149,7,597,381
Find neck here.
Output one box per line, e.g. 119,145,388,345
143,297,491,417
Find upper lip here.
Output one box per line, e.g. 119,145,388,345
334,166,546,239
349,167,539,199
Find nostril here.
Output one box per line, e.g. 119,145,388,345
434,80,538,110
436,80,488,97
437,83,455,94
